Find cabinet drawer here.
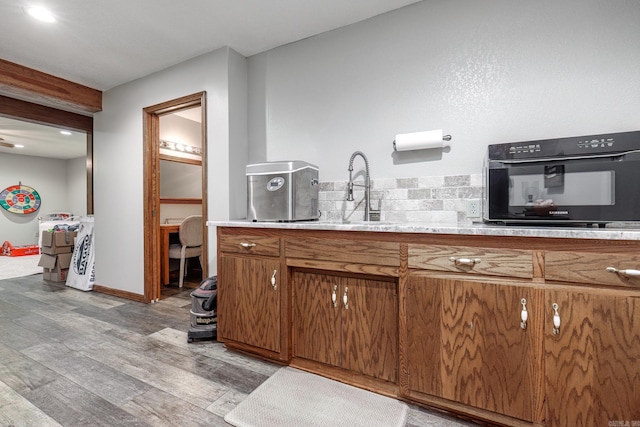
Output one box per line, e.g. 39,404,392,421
545,251,640,288
285,237,399,267
219,234,280,257
408,244,534,279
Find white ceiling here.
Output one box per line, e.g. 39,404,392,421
0,0,422,92
0,0,421,159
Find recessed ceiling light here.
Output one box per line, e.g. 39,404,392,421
60,130,72,135
0,141,16,148
14,144,24,148
26,6,56,23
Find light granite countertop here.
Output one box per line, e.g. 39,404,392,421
207,220,640,241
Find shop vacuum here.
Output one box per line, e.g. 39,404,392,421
187,276,217,343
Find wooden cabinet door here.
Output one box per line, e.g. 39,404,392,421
407,273,544,423
406,273,441,396
545,288,640,427
292,270,398,382
291,270,341,367
342,276,398,383
217,254,281,353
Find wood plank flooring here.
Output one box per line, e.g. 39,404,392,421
0,273,476,427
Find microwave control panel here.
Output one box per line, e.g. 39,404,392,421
488,130,640,161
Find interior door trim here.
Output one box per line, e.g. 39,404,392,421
143,91,207,303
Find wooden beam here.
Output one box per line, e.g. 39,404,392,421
0,95,93,132
0,59,102,113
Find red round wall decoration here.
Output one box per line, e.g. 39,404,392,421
0,184,42,214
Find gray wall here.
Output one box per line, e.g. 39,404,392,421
66,156,88,218
0,153,86,246
94,47,247,295
93,0,640,295
248,0,640,181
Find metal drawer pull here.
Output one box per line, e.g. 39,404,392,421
240,242,257,248
332,285,338,307
552,303,561,335
270,270,277,290
520,298,528,330
606,266,640,277
449,257,481,266
343,286,349,310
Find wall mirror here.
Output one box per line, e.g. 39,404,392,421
159,156,202,202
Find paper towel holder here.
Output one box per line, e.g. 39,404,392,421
392,130,452,152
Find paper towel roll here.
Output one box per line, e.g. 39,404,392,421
393,129,451,152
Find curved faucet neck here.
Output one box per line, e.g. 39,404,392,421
347,151,371,220
348,151,369,179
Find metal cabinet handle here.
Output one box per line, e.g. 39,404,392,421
343,286,349,310
270,270,277,290
331,285,337,307
552,303,561,335
606,266,640,277
520,298,528,330
240,242,257,248
449,256,481,266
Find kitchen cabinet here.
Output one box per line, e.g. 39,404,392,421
406,272,544,424
215,224,640,427
291,269,398,383
407,243,535,279
545,250,640,289
544,249,640,426
218,254,281,353
217,232,284,358
545,287,640,427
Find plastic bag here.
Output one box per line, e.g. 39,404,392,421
66,216,95,291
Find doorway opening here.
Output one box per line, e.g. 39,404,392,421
143,92,207,303
0,96,93,280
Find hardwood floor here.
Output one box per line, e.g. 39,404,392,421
0,273,476,427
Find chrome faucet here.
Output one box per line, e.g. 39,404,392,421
347,151,379,221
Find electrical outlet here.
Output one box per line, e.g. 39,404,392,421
466,200,481,218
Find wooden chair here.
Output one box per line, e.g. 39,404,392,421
168,215,203,287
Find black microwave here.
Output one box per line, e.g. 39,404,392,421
484,131,640,226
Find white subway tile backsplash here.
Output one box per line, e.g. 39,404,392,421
388,199,424,211
376,189,409,200
443,198,467,212
457,186,483,199
319,173,483,226
433,187,458,199
406,210,458,225
407,188,432,199
396,177,419,189
375,178,399,189
323,191,347,201
470,173,483,187
444,175,470,187
418,199,445,211
418,176,445,188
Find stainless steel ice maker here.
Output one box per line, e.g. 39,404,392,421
246,161,319,222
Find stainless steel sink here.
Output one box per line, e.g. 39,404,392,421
321,219,393,225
